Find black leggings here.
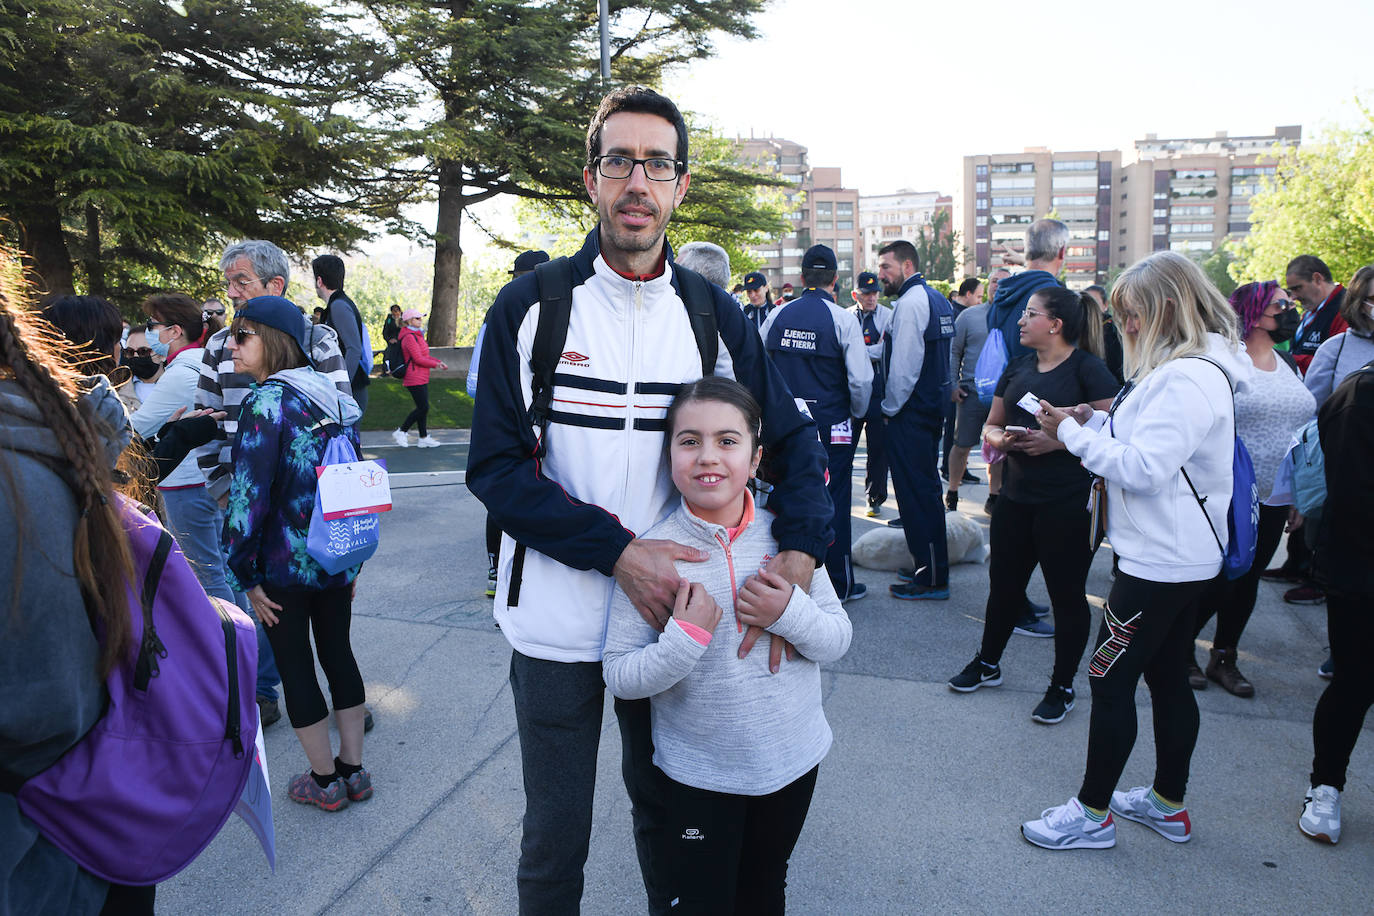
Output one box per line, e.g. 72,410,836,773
1078,572,1209,810
1310,592,1374,790
980,495,1093,688
659,767,818,915
401,383,430,437
262,584,365,729
1194,503,1288,649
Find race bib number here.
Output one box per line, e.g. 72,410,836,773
830,418,853,446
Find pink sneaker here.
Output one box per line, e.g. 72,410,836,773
288,772,349,811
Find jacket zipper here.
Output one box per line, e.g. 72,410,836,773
215,600,245,757
622,281,643,503
715,532,742,633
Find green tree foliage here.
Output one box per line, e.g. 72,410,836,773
1197,248,1238,297
913,208,959,283
0,0,408,306
365,0,771,345
1231,109,1374,287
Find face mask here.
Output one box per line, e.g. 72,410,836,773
126,355,161,380
1267,308,1301,344
148,329,171,359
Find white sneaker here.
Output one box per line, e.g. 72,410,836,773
1300,784,1341,844
391,429,410,448
417,436,441,448
1109,785,1191,842
1021,797,1116,850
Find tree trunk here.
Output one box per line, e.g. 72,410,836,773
13,195,75,296
84,203,106,299
429,158,463,347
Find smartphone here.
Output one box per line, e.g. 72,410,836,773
1005,425,1029,436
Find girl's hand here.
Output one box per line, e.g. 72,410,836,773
248,585,282,627
736,569,793,630
439,361,449,370
672,579,721,633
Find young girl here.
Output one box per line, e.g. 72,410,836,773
602,376,852,914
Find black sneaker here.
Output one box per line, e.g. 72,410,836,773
257,697,281,728
363,706,375,732
1031,684,1075,724
945,490,959,512
1013,616,1055,638
961,471,981,485
841,583,868,603
1025,596,1050,619
949,655,1003,692
984,494,998,515
887,517,904,528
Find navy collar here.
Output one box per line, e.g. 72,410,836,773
800,287,835,303
897,274,924,298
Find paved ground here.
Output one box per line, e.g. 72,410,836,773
161,436,1372,915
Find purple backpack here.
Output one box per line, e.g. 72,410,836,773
2,496,259,884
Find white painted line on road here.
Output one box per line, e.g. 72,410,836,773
390,470,466,488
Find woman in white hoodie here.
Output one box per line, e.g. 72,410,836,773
1021,251,1247,851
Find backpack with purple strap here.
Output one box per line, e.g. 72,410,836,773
0,495,259,885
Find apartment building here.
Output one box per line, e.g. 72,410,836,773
735,137,863,293
858,189,954,273
962,126,1301,288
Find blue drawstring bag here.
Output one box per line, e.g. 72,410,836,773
1181,360,1259,580
306,432,381,575
973,328,1007,405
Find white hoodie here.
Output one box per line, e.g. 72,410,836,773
1055,333,1251,583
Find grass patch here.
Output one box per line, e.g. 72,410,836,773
362,377,474,430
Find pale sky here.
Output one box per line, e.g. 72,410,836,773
377,0,1374,265
664,0,1374,197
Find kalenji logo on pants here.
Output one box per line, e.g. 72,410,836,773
682,827,704,840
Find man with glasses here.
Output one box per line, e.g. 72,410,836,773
202,298,227,322
194,239,361,731
467,86,831,914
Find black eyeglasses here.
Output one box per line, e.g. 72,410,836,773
592,155,683,181
233,328,259,345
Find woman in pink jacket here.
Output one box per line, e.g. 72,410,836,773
391,309,447,448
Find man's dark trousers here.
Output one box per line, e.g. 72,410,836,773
939,396,957,476
886,409,949,586
509,651,671,915
823,426,856,598
852,390,888,509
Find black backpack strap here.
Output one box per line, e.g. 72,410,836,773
1275,347,1299,375
672,264,719,377
528,258,575,456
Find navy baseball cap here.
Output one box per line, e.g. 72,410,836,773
743,271,767,290
856,271,879,294
511,249,550,274
236,296,312,365
802,244,837,272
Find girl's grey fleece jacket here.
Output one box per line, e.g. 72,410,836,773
603,496,852,796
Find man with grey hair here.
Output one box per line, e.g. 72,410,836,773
674,240,731,289
987,218,1068,362
194,239,369,731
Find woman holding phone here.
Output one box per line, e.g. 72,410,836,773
946,287,1118,725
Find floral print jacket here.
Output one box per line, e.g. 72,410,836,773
225,380,361,593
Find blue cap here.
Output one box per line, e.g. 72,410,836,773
236,296,312,365
856,271,879,293
743,271,767,290
802,244,837,272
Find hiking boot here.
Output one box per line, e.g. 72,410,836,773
1300,784,1341,844
1205,647,1254,698
1187,658,1208,691
1319,654,1334,680
890,581,949,601
257,697,281,728
1013,616,1054,638
1031,684,1075,724
1021,798,1116,850
841,583,868,604
391,429,410,448
288,772,349,812
1110,786,1192,842
948,655,1002,692
945,490,959,512
342,767,373,802
1259,564,1302,583
1284,584,1326,605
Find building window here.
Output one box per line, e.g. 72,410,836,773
1153,192,1167,201
836,239,853,252
1053,160,1097,171
817,220,832,231
975,181,988,192
975,216,987,227
836,202,853,216
1051,175,1097,189
1171,223,1214,234
976,199,988,210
976,164,988,177
1172,205,1215,217
1152,208,1168,218
990,162,1035,173
1097,230,1110,241
991,176,1036,190
1153,224,1167,235
1051,195,1096,207
816,202,832,215
990,196,1033,207
836,220,853,231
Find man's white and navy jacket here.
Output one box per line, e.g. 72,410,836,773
466,229,833,663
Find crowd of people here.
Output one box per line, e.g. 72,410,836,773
4,82,1372,912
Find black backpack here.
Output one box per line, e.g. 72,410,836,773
525,257,718,457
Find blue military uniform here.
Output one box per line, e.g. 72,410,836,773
762,256,873,600
851,272,891,512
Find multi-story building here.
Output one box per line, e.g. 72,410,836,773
735,137,862,293
962,126,1301,288
858,189,954,273
962,148,1121,289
